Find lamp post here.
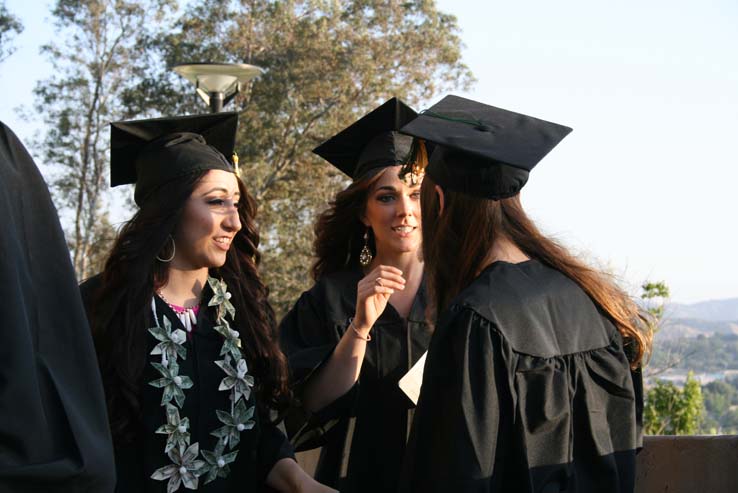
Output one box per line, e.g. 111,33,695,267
172,62,263,113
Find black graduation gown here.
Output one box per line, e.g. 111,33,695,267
400,260,643,493
0,122,116,492
279,267,432,493
80,277,294,493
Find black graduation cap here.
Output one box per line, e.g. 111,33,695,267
400,95,572,199
110,112,238,205
312,97,418,179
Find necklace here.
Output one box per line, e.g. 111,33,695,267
156,290,199,333
148,277,254,491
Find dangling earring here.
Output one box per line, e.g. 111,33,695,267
156,234,176,263
359,228,373,267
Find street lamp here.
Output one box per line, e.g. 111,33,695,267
172,62,264,113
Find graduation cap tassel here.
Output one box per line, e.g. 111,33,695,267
232,152,240,177
399,138,428,186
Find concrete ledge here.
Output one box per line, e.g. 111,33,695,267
636,435,738,493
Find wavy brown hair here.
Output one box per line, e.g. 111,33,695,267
311,168,386,281
87,171,289,443
420,175,652,366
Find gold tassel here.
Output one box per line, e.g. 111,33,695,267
399,139,428,186
232,152,241,177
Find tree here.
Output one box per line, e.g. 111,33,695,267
641,280,670,330
700,377,738,434
641,280,705,434
641,280,696,377
0,0,23,63
31,0,174,279
123,0,474,316
644,371,704,435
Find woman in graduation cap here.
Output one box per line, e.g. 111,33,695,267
80,113,334,493
398,96,650,493
278,98,432,493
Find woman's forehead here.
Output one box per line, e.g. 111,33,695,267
194,169,239,193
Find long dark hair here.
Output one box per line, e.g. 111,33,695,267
311,168,385,280
420,175,652,366
89,171,289,443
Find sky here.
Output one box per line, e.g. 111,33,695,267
1,0,737,303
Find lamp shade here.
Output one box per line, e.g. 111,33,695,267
173,62,264,110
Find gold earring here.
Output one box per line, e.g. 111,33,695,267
359,229,373,267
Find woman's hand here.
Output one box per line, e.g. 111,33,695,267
353,265,406,336
265,458,337,493
301,265,406,412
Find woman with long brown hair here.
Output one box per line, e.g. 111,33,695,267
399,96,650,493
279,98,432,492
81,113,333,493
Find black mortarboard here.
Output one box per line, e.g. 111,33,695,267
312,98,418,179
110,112,238,205
400,95,572,199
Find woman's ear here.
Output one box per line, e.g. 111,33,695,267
435,185,445,216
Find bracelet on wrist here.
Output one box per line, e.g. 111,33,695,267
348,318,371,341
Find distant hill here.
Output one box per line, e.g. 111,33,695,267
666,298,738,322
658,318,738,341
646,298,738,341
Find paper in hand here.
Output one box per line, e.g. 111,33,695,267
399,351,427,405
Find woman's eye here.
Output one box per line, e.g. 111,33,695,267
377,194,395,203
410,192,421,200
208,199,225,206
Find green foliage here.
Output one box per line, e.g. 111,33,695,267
699,376,738,434
0,0,23,63
649,334,738,373
121,0,474,316
644,371,704,435
641,280,670,330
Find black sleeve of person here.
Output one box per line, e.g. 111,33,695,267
278,288,360,451
0,122,116,492
254,418,296,484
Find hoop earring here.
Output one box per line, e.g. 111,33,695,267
156,234,176,263
359,228,373,267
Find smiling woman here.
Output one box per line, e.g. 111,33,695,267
78,113,334,493
171,170,242,271
279,98,432,493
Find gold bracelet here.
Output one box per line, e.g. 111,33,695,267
349,318,371,341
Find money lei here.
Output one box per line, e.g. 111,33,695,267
148,277,256,492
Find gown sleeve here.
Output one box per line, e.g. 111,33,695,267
279,289,359,451
255,415,297,482
400,307,510,493
279,290,337,385
0,122,116,492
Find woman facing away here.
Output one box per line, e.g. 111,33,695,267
81,113,334,493
399,95,651,493
279,98,432,492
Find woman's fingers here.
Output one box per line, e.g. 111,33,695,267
370,277,405,292
358,277,402,294
360,265,406,291
360,285,395,296
354,265,407,329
